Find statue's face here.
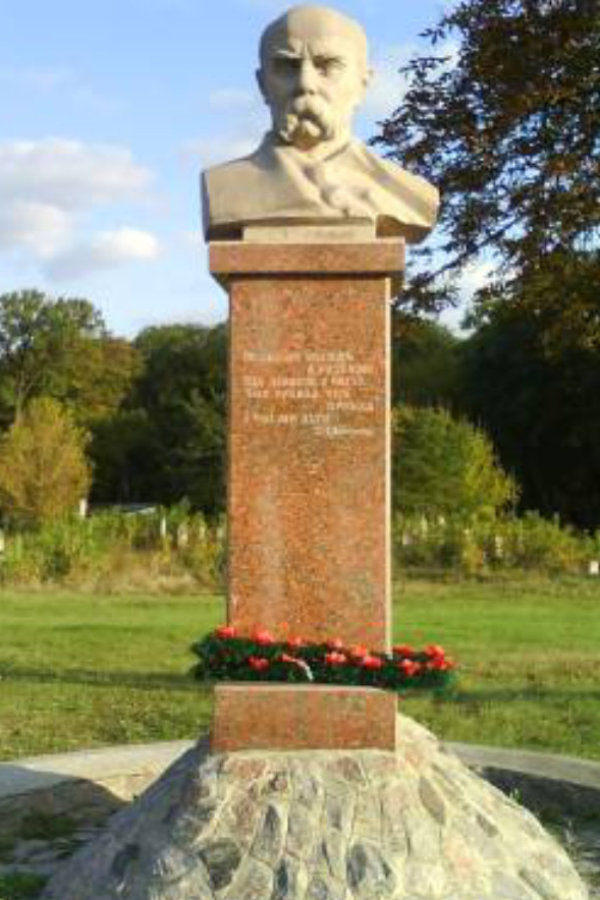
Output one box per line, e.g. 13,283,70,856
258,8,369,151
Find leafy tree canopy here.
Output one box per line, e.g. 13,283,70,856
0,290,140,427
461,296,600,528
469,249,600,354
392,315,463,409
92,323,228,513
375,0,599,315
0,396,90,527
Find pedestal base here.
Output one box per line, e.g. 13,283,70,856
211,684,397,752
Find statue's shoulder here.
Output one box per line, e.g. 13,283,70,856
350,141,439,206
203,154,255,192
201,139,282,239
203,141,273,188
338,140,439,240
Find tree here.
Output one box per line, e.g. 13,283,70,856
392,315,463,409
393,405,517,519
52,335,142,424
375,0,599,315
471,249,600,354
90,324,228,512
0,290,140,428
88,409,160,504
0,397,90,526
461,298,600,529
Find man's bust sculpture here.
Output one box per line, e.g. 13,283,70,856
202,4,438,242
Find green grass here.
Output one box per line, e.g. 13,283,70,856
0,591,219,759
0,577,599,761
394,576,600,758
0,874,47,900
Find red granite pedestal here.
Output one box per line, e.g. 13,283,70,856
211,684,398,752
210,240,404,751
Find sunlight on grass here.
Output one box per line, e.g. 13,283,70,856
0,578,598,760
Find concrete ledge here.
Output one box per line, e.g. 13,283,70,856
0,740,195,800
451,742,600,819
449,741,600,791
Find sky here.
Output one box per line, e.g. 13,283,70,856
0,0,478,338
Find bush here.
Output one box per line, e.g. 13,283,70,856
0,505,225,590
0,397,90,527
393,406,517,521
393,511,595,577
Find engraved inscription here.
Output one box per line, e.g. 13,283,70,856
241,349,379,438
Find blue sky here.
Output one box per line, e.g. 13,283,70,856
1,0,479,337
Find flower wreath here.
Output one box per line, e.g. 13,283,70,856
192,626,456,693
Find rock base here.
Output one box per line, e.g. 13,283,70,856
42,715,588,899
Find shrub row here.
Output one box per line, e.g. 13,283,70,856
0,506,598,590
393,512,600,576
0,505,225,590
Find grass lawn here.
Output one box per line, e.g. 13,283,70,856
0,576,598,761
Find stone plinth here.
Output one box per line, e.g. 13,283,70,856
211,684,397,753
211,240,402,652
41,714,589,900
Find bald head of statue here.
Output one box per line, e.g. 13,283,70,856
257,5,371,152
201,5,439,244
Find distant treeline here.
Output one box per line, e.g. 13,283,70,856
0,289,599,530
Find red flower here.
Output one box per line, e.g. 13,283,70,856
253,628,275,646
215,625,237,639
286,636,305,650
393,644,415,658
349,644,369,659
429,656,455,672
248,656,270,672
398,659,420,677
325,638,344,651
325,651,348,666
360,655,383,670
425,644,446,659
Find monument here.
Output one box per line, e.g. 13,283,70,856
41,6,590,898
206,3,439,753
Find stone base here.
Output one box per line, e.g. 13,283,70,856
41,714,589,900
212,684,397,752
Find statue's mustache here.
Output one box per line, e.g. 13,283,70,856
277,94,335,146
289,94,330,121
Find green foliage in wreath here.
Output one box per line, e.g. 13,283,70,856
192,626,456,694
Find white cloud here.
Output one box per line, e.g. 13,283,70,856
0,201,72,259
0,138,159,281
0,139,152,211
46,228,161,280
